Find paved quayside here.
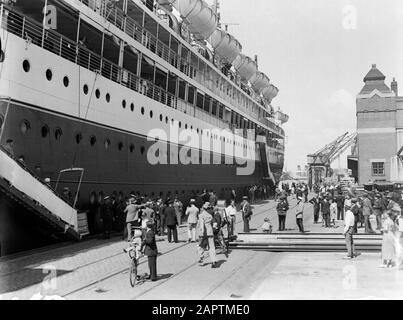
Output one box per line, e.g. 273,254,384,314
1,195,402,300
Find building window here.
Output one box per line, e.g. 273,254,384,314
83,84,89,95
372,162,385,176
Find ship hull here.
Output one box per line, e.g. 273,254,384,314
0,100,283,255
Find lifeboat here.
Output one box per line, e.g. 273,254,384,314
157,0,218,40
275,110,289,124
232,54,257,82
208,28,242,64
250,72,270,94
262,85,279,102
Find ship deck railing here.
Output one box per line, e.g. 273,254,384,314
1,6,233,132
77,0,270,128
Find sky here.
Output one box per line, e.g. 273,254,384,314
207,0,403,172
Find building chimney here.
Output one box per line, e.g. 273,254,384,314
391,77,398,96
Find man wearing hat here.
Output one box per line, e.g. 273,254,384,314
124,197,144,241
350,198,360,233
276,194,289,231
185,199,199,242
295,196,305,233
362,192,374,233
241,196,252,233
141,220,158,281
101,196,114,239
197,202,218,268
373,193,383,231
165,200,178,243
320,196,331,228
343,202,356,259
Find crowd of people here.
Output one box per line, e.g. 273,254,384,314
89,188,259,279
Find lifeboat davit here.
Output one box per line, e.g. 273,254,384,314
157,0,218,40
232,54,257,82
208,28,242,64
250,72,270,94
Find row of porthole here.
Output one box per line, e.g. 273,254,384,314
19,119,147,154
26,58,252,151
23,60,70,88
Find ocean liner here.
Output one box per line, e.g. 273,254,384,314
0,0,288,254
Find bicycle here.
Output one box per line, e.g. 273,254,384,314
214,228,229,258
124,227,143,287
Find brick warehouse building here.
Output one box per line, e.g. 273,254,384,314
356,64,403,184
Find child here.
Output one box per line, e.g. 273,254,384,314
262,217,273,234
124,227,143,258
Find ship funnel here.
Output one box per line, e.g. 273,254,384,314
232,54,257,82
250,71,270,94
158,0,218,40
208,28,242,64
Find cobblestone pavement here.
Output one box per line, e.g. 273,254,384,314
1,195,402,300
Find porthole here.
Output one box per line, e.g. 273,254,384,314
122,100,126,109
90,135,97,146
160,114,163,122
83,84,89,95
104,139,111,149
63,76,69,87
46,69,52,81
41,125,49,138
185,124,188,129
75,133,82,144
129,144,135,153
106,93,110,103
95,89,100,99
20,120,31,135
54,128,63,140
141,107,145,115
140,146,145,155
118,142,124,151
165,116,168,124
22,59,30,72
150,110,153,118
179,121,181,128
197,128,199,134
130,103,134,112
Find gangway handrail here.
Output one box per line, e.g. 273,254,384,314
55,167,85,210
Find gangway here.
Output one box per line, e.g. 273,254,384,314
0,147,83,241
256,135,276,185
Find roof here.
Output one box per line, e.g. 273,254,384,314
363,64,386,82
359,64,392,94
359,82,391,94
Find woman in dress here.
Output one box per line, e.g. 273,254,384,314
380,212,397,268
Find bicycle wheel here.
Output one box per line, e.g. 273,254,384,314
130,258,138,287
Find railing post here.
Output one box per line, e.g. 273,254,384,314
22,16,25,38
